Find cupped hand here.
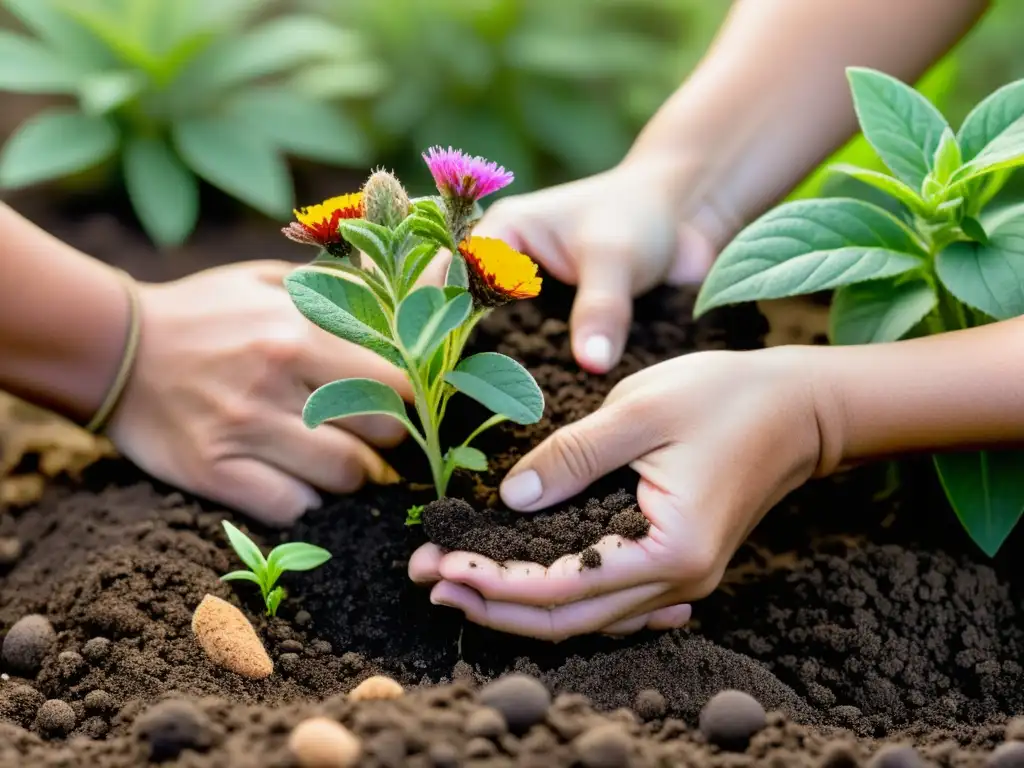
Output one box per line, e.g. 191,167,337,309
107,260,412,526
474,158,733,373
409,348,827,641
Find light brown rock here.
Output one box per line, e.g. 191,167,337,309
289,717,361,768
348,675,403,701
191,595,272,679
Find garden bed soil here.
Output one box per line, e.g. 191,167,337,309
1,193,1024,766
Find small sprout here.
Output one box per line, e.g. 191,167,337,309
405,505,424,527
219,521,331,617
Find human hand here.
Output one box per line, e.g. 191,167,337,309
409,347,827,640
107,260,412,526
475,157,735,373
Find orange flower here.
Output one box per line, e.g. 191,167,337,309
459,236,542,307
282,193,364,256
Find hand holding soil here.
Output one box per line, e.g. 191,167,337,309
410,347,825,640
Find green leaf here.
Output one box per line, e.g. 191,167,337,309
0,30,81,93
338,220,395,279
173,116,293,219
224,87,370,166
445,352,544,425
303,378,413,432
397,287,472,360
267,542,332,572
960,216,989,245
401,243,441,295
447,446,488,472
0,109,118,188
827,164,928,215
221,521,267,576
829,279,937,345
409,214,456,251
951,124,1024,186
935,205,1024,320
78,70,145,116
2,0,115,69
934,450,1024,557
220,570,262,585
931,127,962,186
411,197,447,227
846,67,951,189
288,269,389,335
405,504,424,527
447,252,469,289
265,586,285,617
958,79,1024,161
123,136,199,247
285,270,403,368
694,199,926,316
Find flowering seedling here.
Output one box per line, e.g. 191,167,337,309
696,67,1024,557
219,521,331,617
282,147,544,504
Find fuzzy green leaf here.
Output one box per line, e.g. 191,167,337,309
447,252,469,289
931,127,962,186
303,378,412,432
829,279,936,345
400,242,440,293
288,269,389,335
409,214,455,251
397,287,472,361
447,446,488,472
0,109,118,188
934,450,1024,557
222,521,267,576
123,136,199,247
338,220,395,279
267,542,332,572
0,30,81,93
695,199,926,316
846,67,951,189
445,352,544,425
173,116,293,218
958,79,1024,161
220,570,263,585
828,164,928,215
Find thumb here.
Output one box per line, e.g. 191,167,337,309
499,401,656,512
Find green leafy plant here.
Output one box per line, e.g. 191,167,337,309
0,0,373,246
281,148,544,503
220,521,332,616
696,66,1024,557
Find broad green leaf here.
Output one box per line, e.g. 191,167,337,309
54,0,160,78
950,124,1024,186
123,136,199,247
224,87,369,165
445,352,544,425
222,521,267,575
411,197,447,227
935,205,1024,320
401,242,440,294
78,70,145,115
447,252,469,288
934,450,1024,557
829,279,936,345
397,287,472,360
828,164,928,215
287,269,389,336
0,30,81,93
267,542,332,572
958,79,1024,161
846,67,950,188
447,446,488,472
285,271,403,367
694,199,926,316
265,586,284,616
220,570,262,585
409,214,455,251
173,117,293,218
931,128,962,185
2,0,115,68
338,220,394,279
303,378,413,432
290,60,389,101
960,216,989,245
0,109,118,188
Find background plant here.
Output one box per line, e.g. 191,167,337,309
282,153,545,507
220,521,332,617
695,66,1024,557
0,0,374,246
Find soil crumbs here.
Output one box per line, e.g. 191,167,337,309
0,280,1023,766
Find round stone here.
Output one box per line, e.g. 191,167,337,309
348,675,404,702
478,674,551,735
56,651,84,679
134,699,211,761
34,699,75,735
84,690,114,714
989,741,1024,768
698,689,767,751
288,717,362,768
82,637,111,664
574,724,632,768
465,707,507,739
2,615,55,676
634,689,666,720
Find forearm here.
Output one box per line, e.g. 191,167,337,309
626,0,988,231
806,317,1024,472
0,203,131,424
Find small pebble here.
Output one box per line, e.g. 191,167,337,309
0,537,22,566
478,674,551,735
34,699,75,736
989,741,1024,768
56,651,84,679
310,640,332,655
698,689,767,751
634,689,666,720
466,707,507,739
135,699,211,761
294,610,312,626
574,723,632,768
349,675,404,702
288,717,361,768
82,637,111,663
867,745,925,768
2,615,55,677
279,653,301,674
84,690,114,714
279,639,303,653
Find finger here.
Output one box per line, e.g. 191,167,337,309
666,221,716,286
430,580,670,641
202,457,322,527
408,543,443,584
499,401,663,511
474,202,578,286
301,329,415,404
600,603,692,637
249,260,299,286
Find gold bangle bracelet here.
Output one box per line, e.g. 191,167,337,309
84,268,142,435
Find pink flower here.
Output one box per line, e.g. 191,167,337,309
422,146,514,202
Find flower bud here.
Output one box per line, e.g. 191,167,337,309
362,169,411,229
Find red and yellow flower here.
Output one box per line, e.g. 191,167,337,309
282,193,364,256
459,236,542,307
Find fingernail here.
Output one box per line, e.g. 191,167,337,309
581,334,613,370
430,595,455,609
301,486,323,511
501,469,543,509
